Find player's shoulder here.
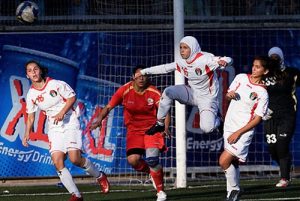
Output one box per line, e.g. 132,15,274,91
146,85,161,95
121,81,133,91
285,66,300,74
117,81,133,95
235,73,248,80
49,78,67,85
202,51,215,57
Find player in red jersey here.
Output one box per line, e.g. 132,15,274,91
22,60,110,201
91,65,170,201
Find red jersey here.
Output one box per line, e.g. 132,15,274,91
109,81,161,134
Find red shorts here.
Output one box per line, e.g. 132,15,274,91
126,131,166,152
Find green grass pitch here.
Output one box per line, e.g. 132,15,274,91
0,179,299,201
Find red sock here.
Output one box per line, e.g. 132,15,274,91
150,168,164,192
133,160,150,174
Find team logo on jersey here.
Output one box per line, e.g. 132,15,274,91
249,92,258,100
49,90,58,97
147,98,154,105
195,68,202,76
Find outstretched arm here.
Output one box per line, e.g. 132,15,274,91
140,62,177,75
90,105,113,130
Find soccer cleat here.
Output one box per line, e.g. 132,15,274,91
146,122,165,135
156,191,167,201
275,178,289,187
68,194,83,201
227,190,240,201
96,172,110,194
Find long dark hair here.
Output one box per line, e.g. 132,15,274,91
253,56,273,81
25,60,48,79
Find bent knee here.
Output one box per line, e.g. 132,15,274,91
145,156,159,168
201,125,215,133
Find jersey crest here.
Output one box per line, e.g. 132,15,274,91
147,98,154,106
195,67,202,76
49,90,58,97
249,92,258,100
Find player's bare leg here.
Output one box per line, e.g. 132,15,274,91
68,149,110,194
146,148,167,201
52,151,83,200
219,151,241,201
128,154,150,173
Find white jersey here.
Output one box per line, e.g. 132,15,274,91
223,73,268,162
142,52,232,100
26,77,80,131
224,73,269,132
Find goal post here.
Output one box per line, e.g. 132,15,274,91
173,0,186,189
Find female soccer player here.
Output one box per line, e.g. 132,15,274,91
219,56,272,201
263,47,300,187
90,65,170,201
22,60,110,201
138,36,232,135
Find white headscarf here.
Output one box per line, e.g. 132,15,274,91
180,36,201,63
268,46,285,70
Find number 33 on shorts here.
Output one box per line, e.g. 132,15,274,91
266,134,277,144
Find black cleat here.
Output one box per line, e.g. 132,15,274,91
146,122,165,135
227,190,240,201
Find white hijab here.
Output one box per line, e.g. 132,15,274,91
268,46,285,70
180,36,201,63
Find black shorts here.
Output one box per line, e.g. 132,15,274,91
126,148,145,157
264,112,296,144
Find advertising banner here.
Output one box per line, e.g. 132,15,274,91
0,30,299,178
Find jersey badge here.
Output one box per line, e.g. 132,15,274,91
147,98,154,106
249,92,258,100
49,90,58,97
195,68,202,76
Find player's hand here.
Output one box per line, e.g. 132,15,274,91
227,132,241,144
90,120,102,130
262,108,273,121
162,130,171,139
226,91,240,101
133,72,144,80
218,60,228,67
52,112,65,125
22,134,30,147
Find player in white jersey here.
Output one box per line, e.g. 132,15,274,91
22,60,110,201
219,56,272,201
138,35,232,135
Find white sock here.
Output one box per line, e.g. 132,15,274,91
157,121,164,126
226,179,231,198
83,158,101,178
225,164,240,196
57,167,81,197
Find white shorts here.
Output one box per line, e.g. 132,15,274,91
48,128,83,154
223,129,254,162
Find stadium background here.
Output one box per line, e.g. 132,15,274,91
0,0,299,184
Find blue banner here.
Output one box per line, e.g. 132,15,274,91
0,30,299,178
